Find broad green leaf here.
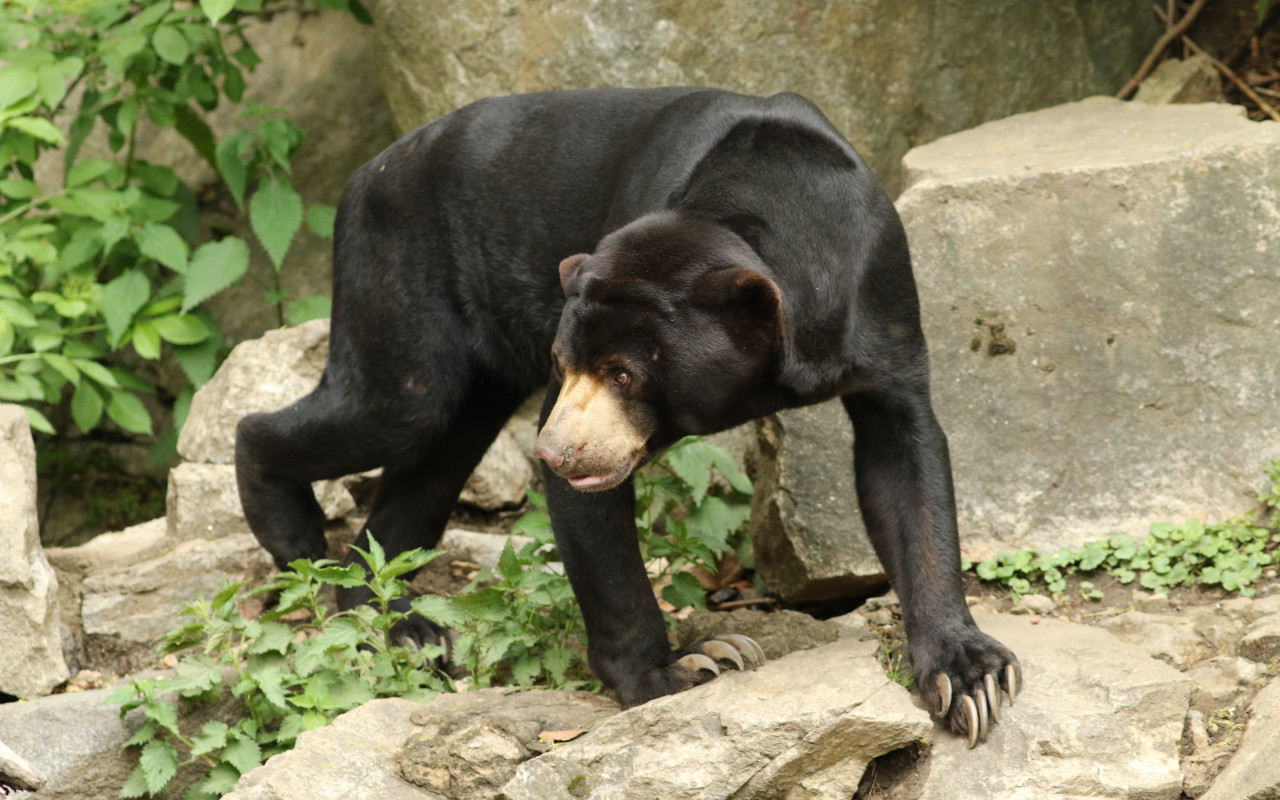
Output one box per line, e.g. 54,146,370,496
65,158,115,188
101,270,150,344
249,179,303,269
131,320,161,359
139,739,179,796
36,64,70,108
215,130,249,207
71,358,119,388
190,720,230,758
0,318,12,357
305,203,336,238
6,116,65,143
666,439,714,505
119,765,150,799
246,621,295,656
152,313,210,345
0,178,38,199
286,294,331,325
200,0,237,23
182,236,249,312
25,406,54,434
0,299,37,327
136,223,189,272
151,26,190,65
0,66,38,109
41,353,78,385
106,388,153,434
410,594,470,628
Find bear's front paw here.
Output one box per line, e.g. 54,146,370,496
613,634,765,707
913,625,1020,748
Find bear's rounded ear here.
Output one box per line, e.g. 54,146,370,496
693,268,783,348
558,253,590,297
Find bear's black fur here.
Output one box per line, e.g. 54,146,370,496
236,87,1018,741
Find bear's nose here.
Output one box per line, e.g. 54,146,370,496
533,441,566,468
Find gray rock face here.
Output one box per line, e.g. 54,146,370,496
502,639,931,800
1201,680,1280,800
400,690,617,797
224,698,433,800
880,613,1193,800
166,462,355,541
1099,611,1211,668
746,403,885,602
1134,55,1226,105
897,98,1280,557
368,0,1158,195
81,534,275,645
180,319,532,521
0,687,141,800
0,405,69,698
0,739,45,793
1239,613,1280,662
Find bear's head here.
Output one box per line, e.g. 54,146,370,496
535,210,783,492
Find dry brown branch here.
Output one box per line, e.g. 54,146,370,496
1116,0,1210,99
1152,4,1280,122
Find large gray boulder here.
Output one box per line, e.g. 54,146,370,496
367,0,1158,195
0,405,69,698
897,98,1280,558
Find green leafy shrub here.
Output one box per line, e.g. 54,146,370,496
114,436,754,796
110,539,454,799
450,435,754,689
0,0,362,436
965,459,1280,598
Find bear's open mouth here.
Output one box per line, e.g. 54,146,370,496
565,459,636,492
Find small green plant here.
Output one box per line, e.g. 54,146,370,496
0,0,365,437
109,538,456,799
449,435,755,688
964,458,1280,599
115,436,754,797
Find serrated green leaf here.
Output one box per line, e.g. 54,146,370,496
249,179,302,269
666,439,714,505
106,388,153,434
119,764,151,799
152,313,210,345
101,269,151,344
221,732,262,775
182,236,249,312
139,739,179,795
247,621,296,656
136,223,189,273
215,130,249,207
189,720,230,758
173,335,220,386
410,594,470,628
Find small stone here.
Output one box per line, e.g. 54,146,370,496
1132,590,1173,613
1011,593,1055,615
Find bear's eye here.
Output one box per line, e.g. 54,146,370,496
614,370,630,387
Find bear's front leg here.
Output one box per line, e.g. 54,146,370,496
541,466,762,706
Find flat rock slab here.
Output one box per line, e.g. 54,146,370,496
881,613,1192,800
898,98,1280,556
503,638,930,800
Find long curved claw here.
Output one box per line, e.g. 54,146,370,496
935,673,953,716
984,673,1001,724
719,633,766,667
701,640,745,671
975,688,990,743
677,653,721,676
1004,664,1019,705
962,695,979,749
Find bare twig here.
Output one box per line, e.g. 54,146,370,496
1116,0,1210,99
710,597,778,611
1152,5,1280,122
